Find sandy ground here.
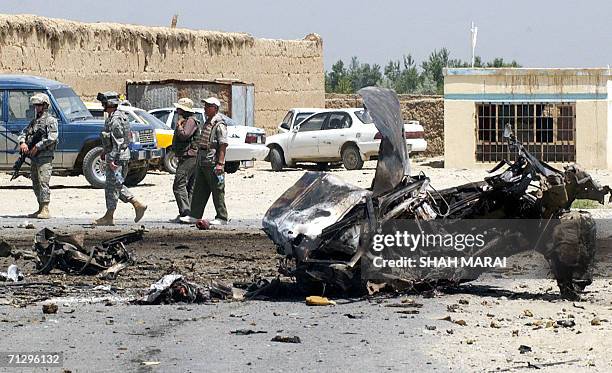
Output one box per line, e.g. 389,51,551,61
5,158,611,224
1,158,612,372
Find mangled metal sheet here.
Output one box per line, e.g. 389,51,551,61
263,172,371,259
358,87,409,196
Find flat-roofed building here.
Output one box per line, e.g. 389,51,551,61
444,68,611,169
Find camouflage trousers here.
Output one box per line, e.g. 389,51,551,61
31,161,52,204
105,160,134,211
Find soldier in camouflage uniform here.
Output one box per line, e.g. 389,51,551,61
94,91,147,226
180,97,228,225
17,93,58,219
170,98,201,222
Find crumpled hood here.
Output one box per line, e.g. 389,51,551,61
262,87,407,260
358,86,409,196
262,172,372,259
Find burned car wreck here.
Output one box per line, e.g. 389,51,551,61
263,87,610,300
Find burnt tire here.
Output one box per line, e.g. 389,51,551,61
163,149,178,174
225,161,240,174
342,145,364,170
82,146,106,189
269,147,285,171
124,167,148,187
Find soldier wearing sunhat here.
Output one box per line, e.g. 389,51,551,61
170,97,201,222
17,93,58,219
180,96,228,225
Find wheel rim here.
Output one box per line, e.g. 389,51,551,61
92,155,106,182
169,153,178,171
345,151,358,169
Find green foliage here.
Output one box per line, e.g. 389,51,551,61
325,49,521,94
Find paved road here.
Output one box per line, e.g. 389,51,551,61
1,298,444,372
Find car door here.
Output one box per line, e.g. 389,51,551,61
5,90,64,168
289,112,328,160
318,112,353,158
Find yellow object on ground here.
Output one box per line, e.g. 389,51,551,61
305,296,336,306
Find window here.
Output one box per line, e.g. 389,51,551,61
8,91,39,121
476,102,575,162
295,112,314,126
324,112,352,130
298,113,327,132
51,87,91,121
355,109,374,124
281,111,293,126
151,110,171,124
134,109,171,130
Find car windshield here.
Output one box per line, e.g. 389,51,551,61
134,109,171,130
355,109,373,124
51,87,93,121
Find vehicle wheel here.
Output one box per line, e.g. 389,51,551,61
124,167,148,187
269,147,285,171
82,146,106,189
163,149,178,174
225,161,240,174
342,145,364,170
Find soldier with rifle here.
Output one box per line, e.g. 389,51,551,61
16,93,58,219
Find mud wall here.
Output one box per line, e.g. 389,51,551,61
325,93,444,156
0,14,325,132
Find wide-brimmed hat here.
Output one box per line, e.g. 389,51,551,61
202,97,221,108
173,97,195,113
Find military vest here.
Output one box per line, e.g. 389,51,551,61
172,116,201,156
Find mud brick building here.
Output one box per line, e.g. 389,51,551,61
0,14,325,132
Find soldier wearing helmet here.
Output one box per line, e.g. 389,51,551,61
17,92,58,219
93,91,147,226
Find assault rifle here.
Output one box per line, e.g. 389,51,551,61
10,128,45,181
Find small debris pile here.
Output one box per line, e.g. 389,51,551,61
136,274,241,305
33,227,145,279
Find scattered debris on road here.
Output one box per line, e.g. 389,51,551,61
230,329,268,335
271,335,301,343
42,303,58,314
33,227,145,278
0,264,23,282
305,296,336,306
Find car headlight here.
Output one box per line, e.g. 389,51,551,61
131,131,140,143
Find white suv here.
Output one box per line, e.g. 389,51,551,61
265,108,426,171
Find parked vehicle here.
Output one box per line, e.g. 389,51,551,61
86,101,172,173
0,75,162,188
276,108,319,133
265,108,427,171
149,107,268,174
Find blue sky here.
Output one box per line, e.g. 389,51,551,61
1,0,610,69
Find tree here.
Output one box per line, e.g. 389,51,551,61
421,48,451,95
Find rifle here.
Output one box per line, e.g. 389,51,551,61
10,127,45,181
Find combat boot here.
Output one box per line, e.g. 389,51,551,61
35,203,51,219
94,210,115,226
27,204,42,218
130,199,147,223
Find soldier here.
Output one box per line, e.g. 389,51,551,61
170,98,201,222
17,93,58,219
94,91,147,226
180,97,228,225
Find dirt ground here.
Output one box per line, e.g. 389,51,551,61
1,158,612,371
